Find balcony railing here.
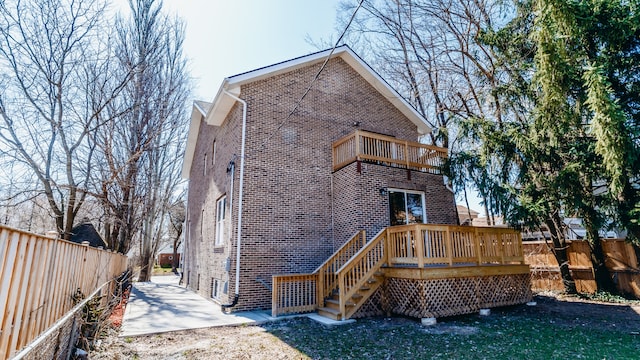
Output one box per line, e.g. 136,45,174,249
332,130,448,174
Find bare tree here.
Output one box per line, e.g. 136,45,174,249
93,0,190,276
168,200,185,273
0,0,129,239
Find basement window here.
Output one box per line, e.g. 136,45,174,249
211,278,220,299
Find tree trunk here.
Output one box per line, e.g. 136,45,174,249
582,210,617,293
138,251,153,282
545,213,577,294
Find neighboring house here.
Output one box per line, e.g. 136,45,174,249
156,244,183,267
457,205,480,226
70,221,108,249
182,46,530,318
157,253,180,268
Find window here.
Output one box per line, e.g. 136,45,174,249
203,153,207,176
200,209,204,239
211,278,219,299
388,189,426,226
215,196,226,246
212,141,216,165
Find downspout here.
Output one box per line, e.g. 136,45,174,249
221,90,247,310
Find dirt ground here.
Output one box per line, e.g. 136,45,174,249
90,293,640,360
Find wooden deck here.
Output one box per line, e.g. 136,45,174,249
272,224,532,320
332,130,448,174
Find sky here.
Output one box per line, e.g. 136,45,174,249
148,0,343,100
112,0,484,213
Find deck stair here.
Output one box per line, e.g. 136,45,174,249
271,224,527,321
317,270,385,320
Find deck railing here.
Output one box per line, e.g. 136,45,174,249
332,130,448,173
271,225,524,318
271,274,317,317
337,228,387,319
386,224,524,267
314,230,366,307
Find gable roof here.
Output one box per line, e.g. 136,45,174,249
182,45,432,179
70,222,108,249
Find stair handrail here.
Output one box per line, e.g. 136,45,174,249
314,230,366,305
336,228,388,320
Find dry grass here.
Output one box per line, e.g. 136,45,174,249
91,295,640,360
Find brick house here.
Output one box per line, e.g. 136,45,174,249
181,46,529,317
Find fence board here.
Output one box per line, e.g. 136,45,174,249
0,225,128,359
523,239,640,297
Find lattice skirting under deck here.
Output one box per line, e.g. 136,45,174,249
384,273,532,318
352,287,385,318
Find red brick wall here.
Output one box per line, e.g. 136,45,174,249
157,253,180,267
333,161,458,244
184,57,456,311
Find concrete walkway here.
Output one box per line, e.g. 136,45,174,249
120,275,278,337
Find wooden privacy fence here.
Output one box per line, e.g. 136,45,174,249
0,225,128,359
523,239,640,296
332,130,448,174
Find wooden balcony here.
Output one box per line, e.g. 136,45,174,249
332,130,448,174
272,224,531,320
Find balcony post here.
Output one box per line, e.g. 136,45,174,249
404,140,410,168
354,130,361,161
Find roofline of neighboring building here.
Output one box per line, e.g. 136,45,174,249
182,45,432,179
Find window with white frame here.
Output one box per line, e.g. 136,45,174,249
388,189,427,226
215,196,226,246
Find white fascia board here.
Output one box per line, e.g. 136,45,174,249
204,82,240,126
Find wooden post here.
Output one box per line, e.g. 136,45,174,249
404,140,410,168
354,130,361,161
498,232,505,264
271,276,278,317
446,227,453,266
338,273,346,321
316,268,324,309
384,228,390,265
518,232,524,264
474,227,482,265
415,225,425,268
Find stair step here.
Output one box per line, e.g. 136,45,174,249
359,286,370,291
367,278,377,284
326,298,356,308
325,298,340,310
351,293,363,300
317,307,341,321
374,271,384,276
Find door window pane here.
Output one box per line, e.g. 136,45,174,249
407,193,424,224
389,191,406,226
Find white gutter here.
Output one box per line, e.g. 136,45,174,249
221,90,247,309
